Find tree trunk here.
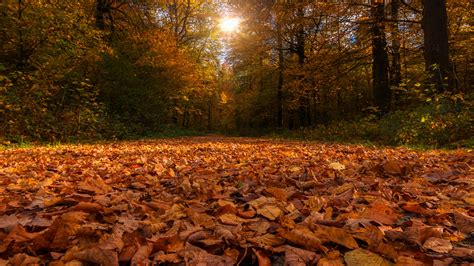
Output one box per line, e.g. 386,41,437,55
390,0,402,105
95,0,108,30
295,4,307,127
277,21,284,128
422,0,453,93
371,2,391,114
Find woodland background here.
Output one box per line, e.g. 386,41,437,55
0,0,472,147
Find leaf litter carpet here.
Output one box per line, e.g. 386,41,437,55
0,137,473,265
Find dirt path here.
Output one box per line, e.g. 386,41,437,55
0,137,473,265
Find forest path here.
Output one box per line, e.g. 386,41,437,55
0,137,473,264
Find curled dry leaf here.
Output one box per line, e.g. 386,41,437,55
256,205,282,221
131,243,153,265
344,249,393,266
0,224,39,253
73,246,119,265
255,249,272,266
359,201,400,225
0,215,19,233
285,245,318,266
8,253,40,265
320,226,359,249
422,237,452,253
454,211,474,234
329,162,346,171
403,222,443,246
317,250,344,266
278,226,328,253
0,137,472,263
248,233,285,249
382,160,404,176
394,256,425,266
180,243,235,266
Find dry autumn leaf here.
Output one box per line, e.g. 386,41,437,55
344,249,393,266
0,138,471,264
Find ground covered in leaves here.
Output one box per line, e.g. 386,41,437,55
0,137,473,265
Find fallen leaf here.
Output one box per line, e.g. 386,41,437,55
320,226,359,249
285,245,318,266
0,224,39,253
329,162,346,171
318,250,344,266
180,243,235,265
422,237,452,253
278,226,328,253
0,215,19,232
454,211,474,234
344,249,393,266
257,205,282,220
73,246,119,265
359,201,400,225
255,249,272,266
382,160,404,176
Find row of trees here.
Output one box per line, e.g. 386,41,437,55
223,0,472,130
1,0,224,140
0,0,472,141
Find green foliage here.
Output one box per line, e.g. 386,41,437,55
278,94,473,148
0,1,105,141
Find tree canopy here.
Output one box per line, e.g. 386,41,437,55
0,0,472,146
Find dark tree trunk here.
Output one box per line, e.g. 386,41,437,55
295,4,307,127
390,0,402,105
277,22,284,128
371,2,391,114
17,0,25,67
96,0,109,30
422,0,453,93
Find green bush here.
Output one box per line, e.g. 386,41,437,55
278,94,473,148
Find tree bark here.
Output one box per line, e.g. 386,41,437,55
371,2,391,114
422,0,453,93
390,0,402,105
277,21,284,128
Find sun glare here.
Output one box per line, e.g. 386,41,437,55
219,17,240,33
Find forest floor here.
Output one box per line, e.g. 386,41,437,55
0,137,473,265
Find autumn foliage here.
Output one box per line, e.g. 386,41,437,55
0,137,472,264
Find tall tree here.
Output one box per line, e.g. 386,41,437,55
389,0,402,104
371,1,391,114
422,0,453,93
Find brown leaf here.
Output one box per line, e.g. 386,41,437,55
255,249,272,266
403,221,443,246
73,246,119,265
0,215,19,232
77,176,112,194
8,253,40,266
450,247,474,260
278,226,328,253
344,249,393,266
359,201,400,225
0,224,39,253
131,243,153,265
394,256,425,266
153,234,185,253
285,245,318,266
249,233,285,248
422,237,452,253
318,250,344,266
180,243,235,266
256,205,282,221
454,211,474,234
382,160,404,176
153,252,182,264
320,226,359,249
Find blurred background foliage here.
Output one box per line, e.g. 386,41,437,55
0,0,472,148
